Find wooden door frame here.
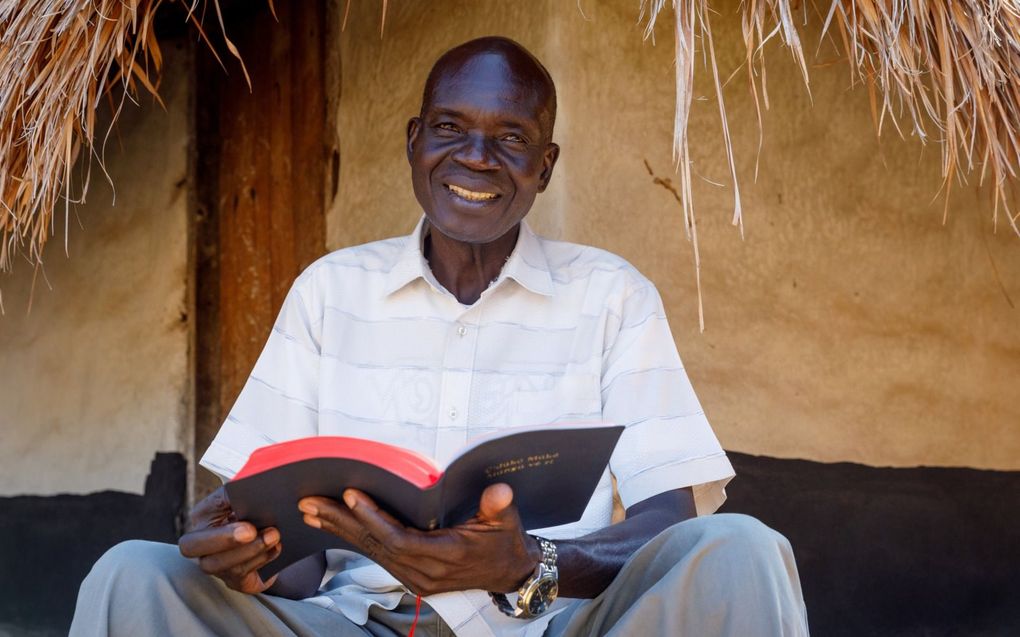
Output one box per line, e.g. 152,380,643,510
192,1,341,502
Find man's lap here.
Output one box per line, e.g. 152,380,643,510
73,514,805,637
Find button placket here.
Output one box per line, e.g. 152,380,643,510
433,312,480,465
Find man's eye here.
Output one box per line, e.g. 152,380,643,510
435,122,460,134
502,134,526,144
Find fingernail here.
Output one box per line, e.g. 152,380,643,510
303,514,322,529
298,500,317,515
233,524,255,542
263,528,280,546
343,490,357,509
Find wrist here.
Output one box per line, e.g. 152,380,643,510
510,534,543,591
490,535,559,619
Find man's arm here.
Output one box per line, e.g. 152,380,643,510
554,487,696,598
299,484,696,599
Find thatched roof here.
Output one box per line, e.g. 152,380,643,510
2,0,1019,311
638,0,1020,326
0,0,245,305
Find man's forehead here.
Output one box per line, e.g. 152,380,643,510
430,54,541,98
426,76,538,109
425,61,548,120
439,50,530,78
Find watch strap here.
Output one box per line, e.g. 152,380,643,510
488,591,518,617
489,535,558,619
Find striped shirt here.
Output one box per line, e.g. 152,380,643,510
201,216,734,636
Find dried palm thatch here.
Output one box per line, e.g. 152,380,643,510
641,0,1020,329
0,0,244,309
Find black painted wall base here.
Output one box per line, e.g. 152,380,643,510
0,453,186,636
1,451,1017,636
722,452,1020,637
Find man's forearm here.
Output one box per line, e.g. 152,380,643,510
553,488,696,599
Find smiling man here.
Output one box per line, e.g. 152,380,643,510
71,37,808,637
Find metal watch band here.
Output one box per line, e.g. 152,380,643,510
488,535,558,618
535,536,557,570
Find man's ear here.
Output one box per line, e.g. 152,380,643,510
406,117,422,164
537,142,560,193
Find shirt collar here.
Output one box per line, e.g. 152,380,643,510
501,219,555,297
382,215,555,298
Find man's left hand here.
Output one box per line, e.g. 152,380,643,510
298,483,541,596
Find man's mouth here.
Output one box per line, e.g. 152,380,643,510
445,183,500,202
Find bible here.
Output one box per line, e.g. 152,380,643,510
224,422,624,577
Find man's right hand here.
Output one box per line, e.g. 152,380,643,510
178,486,282,594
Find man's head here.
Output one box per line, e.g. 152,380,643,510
407,37,560,245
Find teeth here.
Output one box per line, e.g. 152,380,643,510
448,184,498,201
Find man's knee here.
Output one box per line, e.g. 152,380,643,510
697,513,791,550
84,540,200,593
653,513,794,567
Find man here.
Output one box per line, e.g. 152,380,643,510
72,37,808,636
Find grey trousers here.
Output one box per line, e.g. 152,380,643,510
70,513,808,636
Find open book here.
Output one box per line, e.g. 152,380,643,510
224,422,624,577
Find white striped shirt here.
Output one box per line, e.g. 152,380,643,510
201,216,734,637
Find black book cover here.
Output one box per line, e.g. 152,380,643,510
224,423,624,578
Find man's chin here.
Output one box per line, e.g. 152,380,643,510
425,208,519,246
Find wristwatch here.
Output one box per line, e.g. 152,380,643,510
489,536,558,619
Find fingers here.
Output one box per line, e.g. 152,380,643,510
299,493,422,561
187,487,234,530
300,493,401,540
227,542,283,594
478,483,514,522
195,528,280,575
191,486,231,517
179,522,257,558
299,496,361,541
341,490,409,545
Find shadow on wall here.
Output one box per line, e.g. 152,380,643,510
1,451,1018,636
0,453,185,636
723,453,1020,637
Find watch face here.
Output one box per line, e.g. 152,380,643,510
524,575,559,616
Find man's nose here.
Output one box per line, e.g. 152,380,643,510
451,134,499,171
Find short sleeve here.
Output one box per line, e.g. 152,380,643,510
602,282,734,515
199,280,322,481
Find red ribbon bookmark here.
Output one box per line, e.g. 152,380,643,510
408,594,423,637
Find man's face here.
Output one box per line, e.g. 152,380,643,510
406,53,559,245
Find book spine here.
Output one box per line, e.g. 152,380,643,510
428,478,445,530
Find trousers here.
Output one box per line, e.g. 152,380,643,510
70,513,808,636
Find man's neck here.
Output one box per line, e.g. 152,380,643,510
425,223,520,305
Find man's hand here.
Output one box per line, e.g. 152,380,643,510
298,484,541,596
178,486,282,594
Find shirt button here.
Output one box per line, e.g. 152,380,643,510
449,408,458,420
457,325,467,337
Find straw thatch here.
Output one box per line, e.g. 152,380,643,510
0,0,242,302
1,0,1019,313
639,0,1020,328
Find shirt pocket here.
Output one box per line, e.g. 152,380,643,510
510,373,602,426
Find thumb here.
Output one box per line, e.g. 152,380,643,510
478,483,515,523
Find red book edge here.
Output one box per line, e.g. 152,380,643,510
231,436,443,490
